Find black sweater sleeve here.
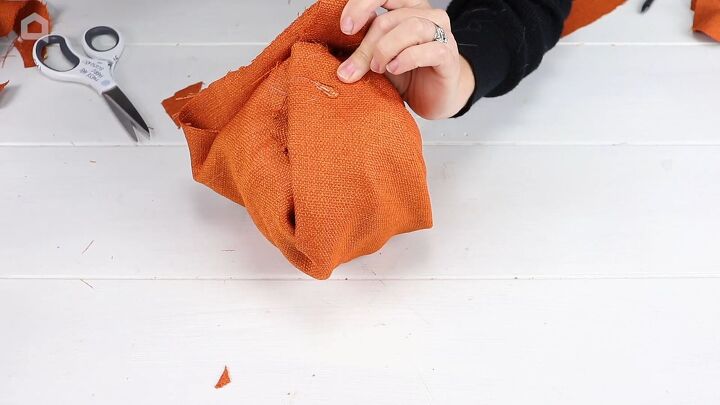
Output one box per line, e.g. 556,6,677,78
447,0,572,117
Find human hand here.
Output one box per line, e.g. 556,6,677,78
337,0,475,119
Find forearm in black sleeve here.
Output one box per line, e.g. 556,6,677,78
447,0,572,117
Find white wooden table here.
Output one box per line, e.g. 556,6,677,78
1,1,719,403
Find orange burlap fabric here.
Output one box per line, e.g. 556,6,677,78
562,0,627,37
170,0,432,279
563,0,720,40
0,0,50,68
693,0,720,41
214,366,231,389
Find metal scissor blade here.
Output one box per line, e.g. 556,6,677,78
105,97,139,142
102,86,150,139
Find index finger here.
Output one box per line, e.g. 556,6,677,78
340,0,430,35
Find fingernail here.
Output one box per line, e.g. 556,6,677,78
341,17,354,34
338,60,356,81
370,59,381,73
387,60,399,74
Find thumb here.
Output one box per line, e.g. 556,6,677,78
337,45,374,83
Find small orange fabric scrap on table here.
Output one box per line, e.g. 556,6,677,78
215,366,231,389
1,0,51,93
0,0,51,68
692,0,720,41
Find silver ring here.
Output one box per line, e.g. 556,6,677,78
432,22,448,44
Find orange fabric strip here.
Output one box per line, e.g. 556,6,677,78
0,0,51,68
562,0,627,37
692,0,720,41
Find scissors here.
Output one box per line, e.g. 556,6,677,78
33,26,150,142
641,0,655,12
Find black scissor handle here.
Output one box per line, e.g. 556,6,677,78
84,26,120,52
33,35,81,72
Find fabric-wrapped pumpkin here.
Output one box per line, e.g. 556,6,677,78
167,0,433,279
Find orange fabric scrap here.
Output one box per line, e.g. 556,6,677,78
161,82,204,127
0,0,51,68
562,0,627,37
164,0,432,280
692,0,720,41
215,366,231,389
563,0,720,42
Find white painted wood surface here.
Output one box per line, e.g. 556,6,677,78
2,145,720,279
1,1,718,146
32,0,714,44
2,0,719,403
3,45,720,145
2,279,720,404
